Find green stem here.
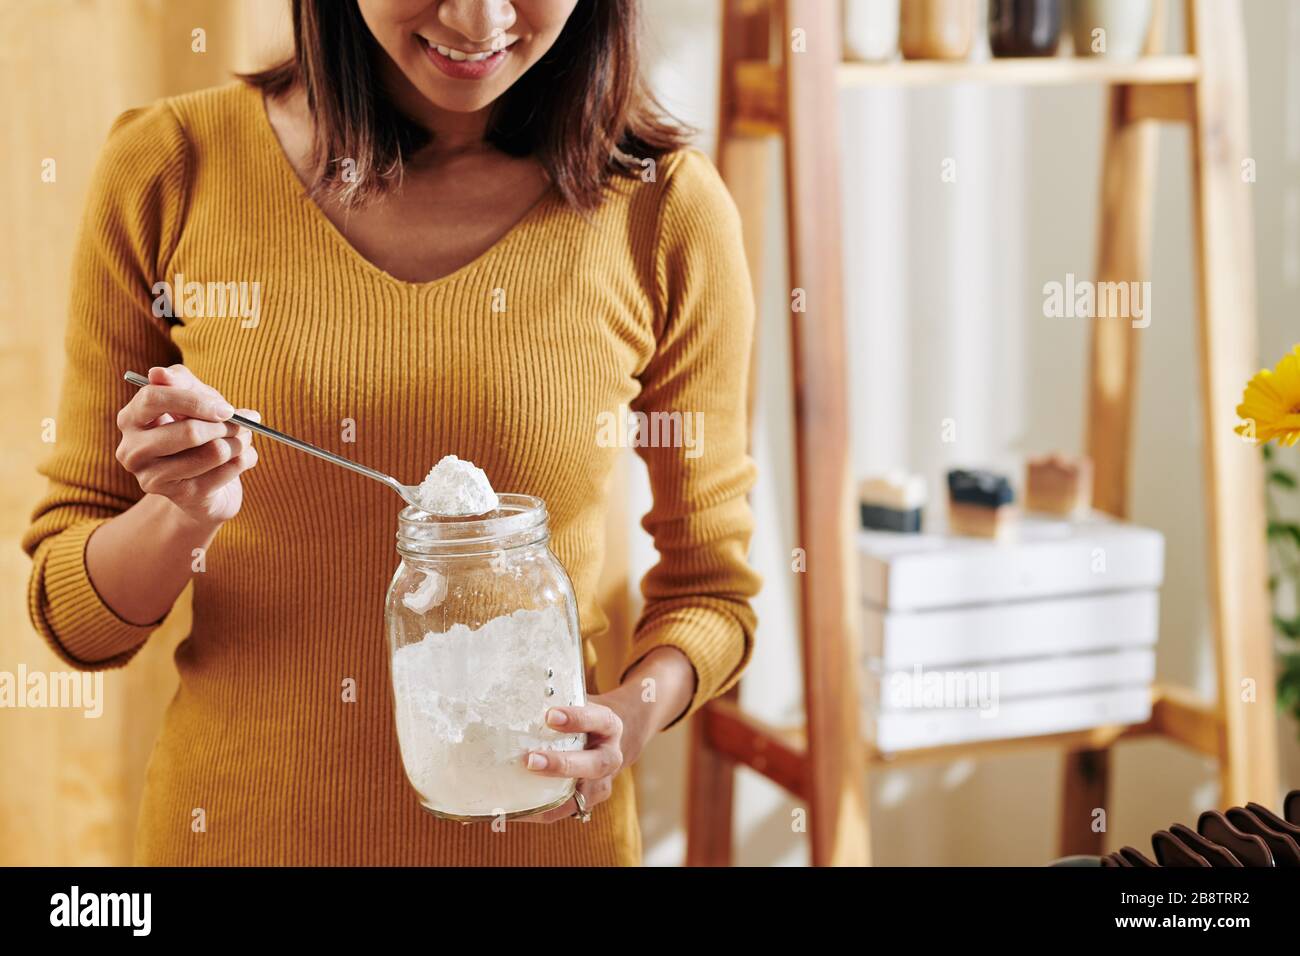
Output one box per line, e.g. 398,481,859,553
1265,454,1300,650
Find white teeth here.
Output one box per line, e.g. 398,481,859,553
432,42,496,62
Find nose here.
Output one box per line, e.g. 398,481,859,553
437,0,517,46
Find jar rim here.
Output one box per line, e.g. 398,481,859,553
396,493,548,552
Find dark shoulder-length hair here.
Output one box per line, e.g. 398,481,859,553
243,0,691,211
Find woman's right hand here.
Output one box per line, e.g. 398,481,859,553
114,364,259,528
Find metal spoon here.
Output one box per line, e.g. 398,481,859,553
124,370,426,510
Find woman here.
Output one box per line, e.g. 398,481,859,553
23,0,758,865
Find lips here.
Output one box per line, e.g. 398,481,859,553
419,36,512,80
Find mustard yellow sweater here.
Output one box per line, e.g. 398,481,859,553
24,81,759,866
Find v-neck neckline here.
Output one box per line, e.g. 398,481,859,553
243,82,560,291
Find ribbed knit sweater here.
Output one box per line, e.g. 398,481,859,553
23,81,759,866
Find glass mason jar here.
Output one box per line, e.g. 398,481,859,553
1069,0,1153,60
385,494,587,821
899,0,976,61
843,0,901,63
988,0,1063,58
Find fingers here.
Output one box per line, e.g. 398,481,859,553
113,363,258,525
135,431,252,488
516,704,628,823
523,704,623,779
118,419,243,470
149,364,196,388
526,741,622,779
122,383,234,429
520,803,571,824
172,445,259,504
543,704,622,738
520,778,615,824
585,777,613,807
122,365,234,430
115,361,256,489
149,364,226,406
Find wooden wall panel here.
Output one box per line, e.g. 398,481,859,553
0,0,284,866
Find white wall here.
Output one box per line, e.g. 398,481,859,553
632,0,1300,866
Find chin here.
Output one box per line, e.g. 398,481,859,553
417,82,508,115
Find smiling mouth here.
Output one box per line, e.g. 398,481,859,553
418,35,516,79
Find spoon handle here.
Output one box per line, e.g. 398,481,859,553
123,370,406,496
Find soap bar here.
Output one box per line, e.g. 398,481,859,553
862,592,1159,669
946,468,1015,539
864,648,1155,711
858,514,1166,611
1026,453,1092,517
866,684,1152,753
859,473,926,533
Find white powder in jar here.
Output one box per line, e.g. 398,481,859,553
416,454,499,516
390,605,585,818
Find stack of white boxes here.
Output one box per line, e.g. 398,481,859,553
859,515,1164,753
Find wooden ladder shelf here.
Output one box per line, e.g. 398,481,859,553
690,0,1279,867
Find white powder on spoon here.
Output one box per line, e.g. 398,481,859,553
416,454,499,516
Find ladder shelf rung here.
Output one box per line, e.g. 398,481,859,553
838,55,1201,88
702,683,1221,791
731,56,1202,132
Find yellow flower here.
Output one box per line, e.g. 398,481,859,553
1236,344,1300,447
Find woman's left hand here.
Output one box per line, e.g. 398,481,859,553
519,692,648,824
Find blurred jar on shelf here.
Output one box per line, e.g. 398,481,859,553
1070,0,1154,60
843,0,901,63
989,0,1063,58
899,0,976,61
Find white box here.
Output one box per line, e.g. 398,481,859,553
859,514,1165,611
864,648,1157,710
867,685,1154,754
862,590,1160,669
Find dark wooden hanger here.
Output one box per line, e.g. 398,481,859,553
1117,845,1158,867
1197,810,1273,867
1246,802,1300,842
1170,823,1241,866
1102,851,1132,867
1225,807,1300,866
1285,790,1300,826
1152,829,1211,867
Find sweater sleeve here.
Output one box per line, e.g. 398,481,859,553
22,101,191,670
618,149,762,727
